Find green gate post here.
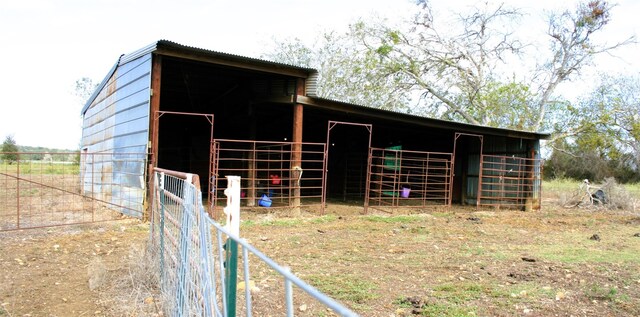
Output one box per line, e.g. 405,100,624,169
223,175,241,317
225,239,239,316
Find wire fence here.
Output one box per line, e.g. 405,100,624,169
0,152,145,231
150,167,358,317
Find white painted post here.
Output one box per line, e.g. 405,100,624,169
224,176,241,236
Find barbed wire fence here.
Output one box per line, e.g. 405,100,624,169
149,167,359,317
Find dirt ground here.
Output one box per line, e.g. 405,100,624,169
1,198,639,316
0,221,154,317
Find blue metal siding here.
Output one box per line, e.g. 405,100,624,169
80,53,152,218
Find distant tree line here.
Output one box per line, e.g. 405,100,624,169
1,135,79,163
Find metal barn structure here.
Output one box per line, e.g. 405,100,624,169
80,40,548,217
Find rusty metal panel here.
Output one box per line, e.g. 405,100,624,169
478,154,542,210
367,147,453,213
210,139,327,215
463,135,541,207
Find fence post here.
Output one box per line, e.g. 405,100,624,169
157,172,166,287
16,155,20,229
175,173,195,316
224,175,241,317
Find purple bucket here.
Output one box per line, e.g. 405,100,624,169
401,187,411,198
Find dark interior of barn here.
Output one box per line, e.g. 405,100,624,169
153,55,537,209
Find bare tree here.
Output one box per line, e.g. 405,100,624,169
74,77,98,105
264,31,414,112
264,1,633,136
532,0,634,132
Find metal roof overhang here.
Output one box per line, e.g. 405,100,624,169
295,96,551,140
152,40,314,78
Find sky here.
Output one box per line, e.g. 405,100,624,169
0,0,638,150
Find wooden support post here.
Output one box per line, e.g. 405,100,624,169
146,54,162,221
291,79,304,216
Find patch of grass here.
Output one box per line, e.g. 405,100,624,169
537,245,640,264
0,162,79,175
309,215,337,224
490,250,512,260
124,224,149,232
431,212,453,218
308,274,379,305
585,285,626,302
260,218,302,227
432,283,484,304
420,303,477,317
461,244,485,257
583,218,597,228
410,226,429,234
393,297,476,317
241,220,256,227
22,188,40,196
490,283,556,301
544,178,581,192
545,178,640,199
362,215,422,224
392,297,414,308
330,252,369,264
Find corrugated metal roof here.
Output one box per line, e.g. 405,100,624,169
124,40,318,73
82,40,550,139
303,96,551,139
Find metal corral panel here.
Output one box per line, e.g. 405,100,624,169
471,136,543,208
81,54,152,218
465,136,541,205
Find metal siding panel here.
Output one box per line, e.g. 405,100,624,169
113,132,148,149
466,176,478,204
306,71,319,97
115,102,149,122
467,154,480,174
114,117,149,137
484,135,506,154
115,97,149,121
117,54,152,76
114,145,147,154
80,53,151,217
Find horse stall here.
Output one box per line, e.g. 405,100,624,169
81,40,547,218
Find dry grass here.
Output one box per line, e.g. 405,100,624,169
98,241,163,316
551,178,640,213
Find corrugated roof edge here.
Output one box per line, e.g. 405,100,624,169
82,40,319,114
153,40,318,73
307,96,552,139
